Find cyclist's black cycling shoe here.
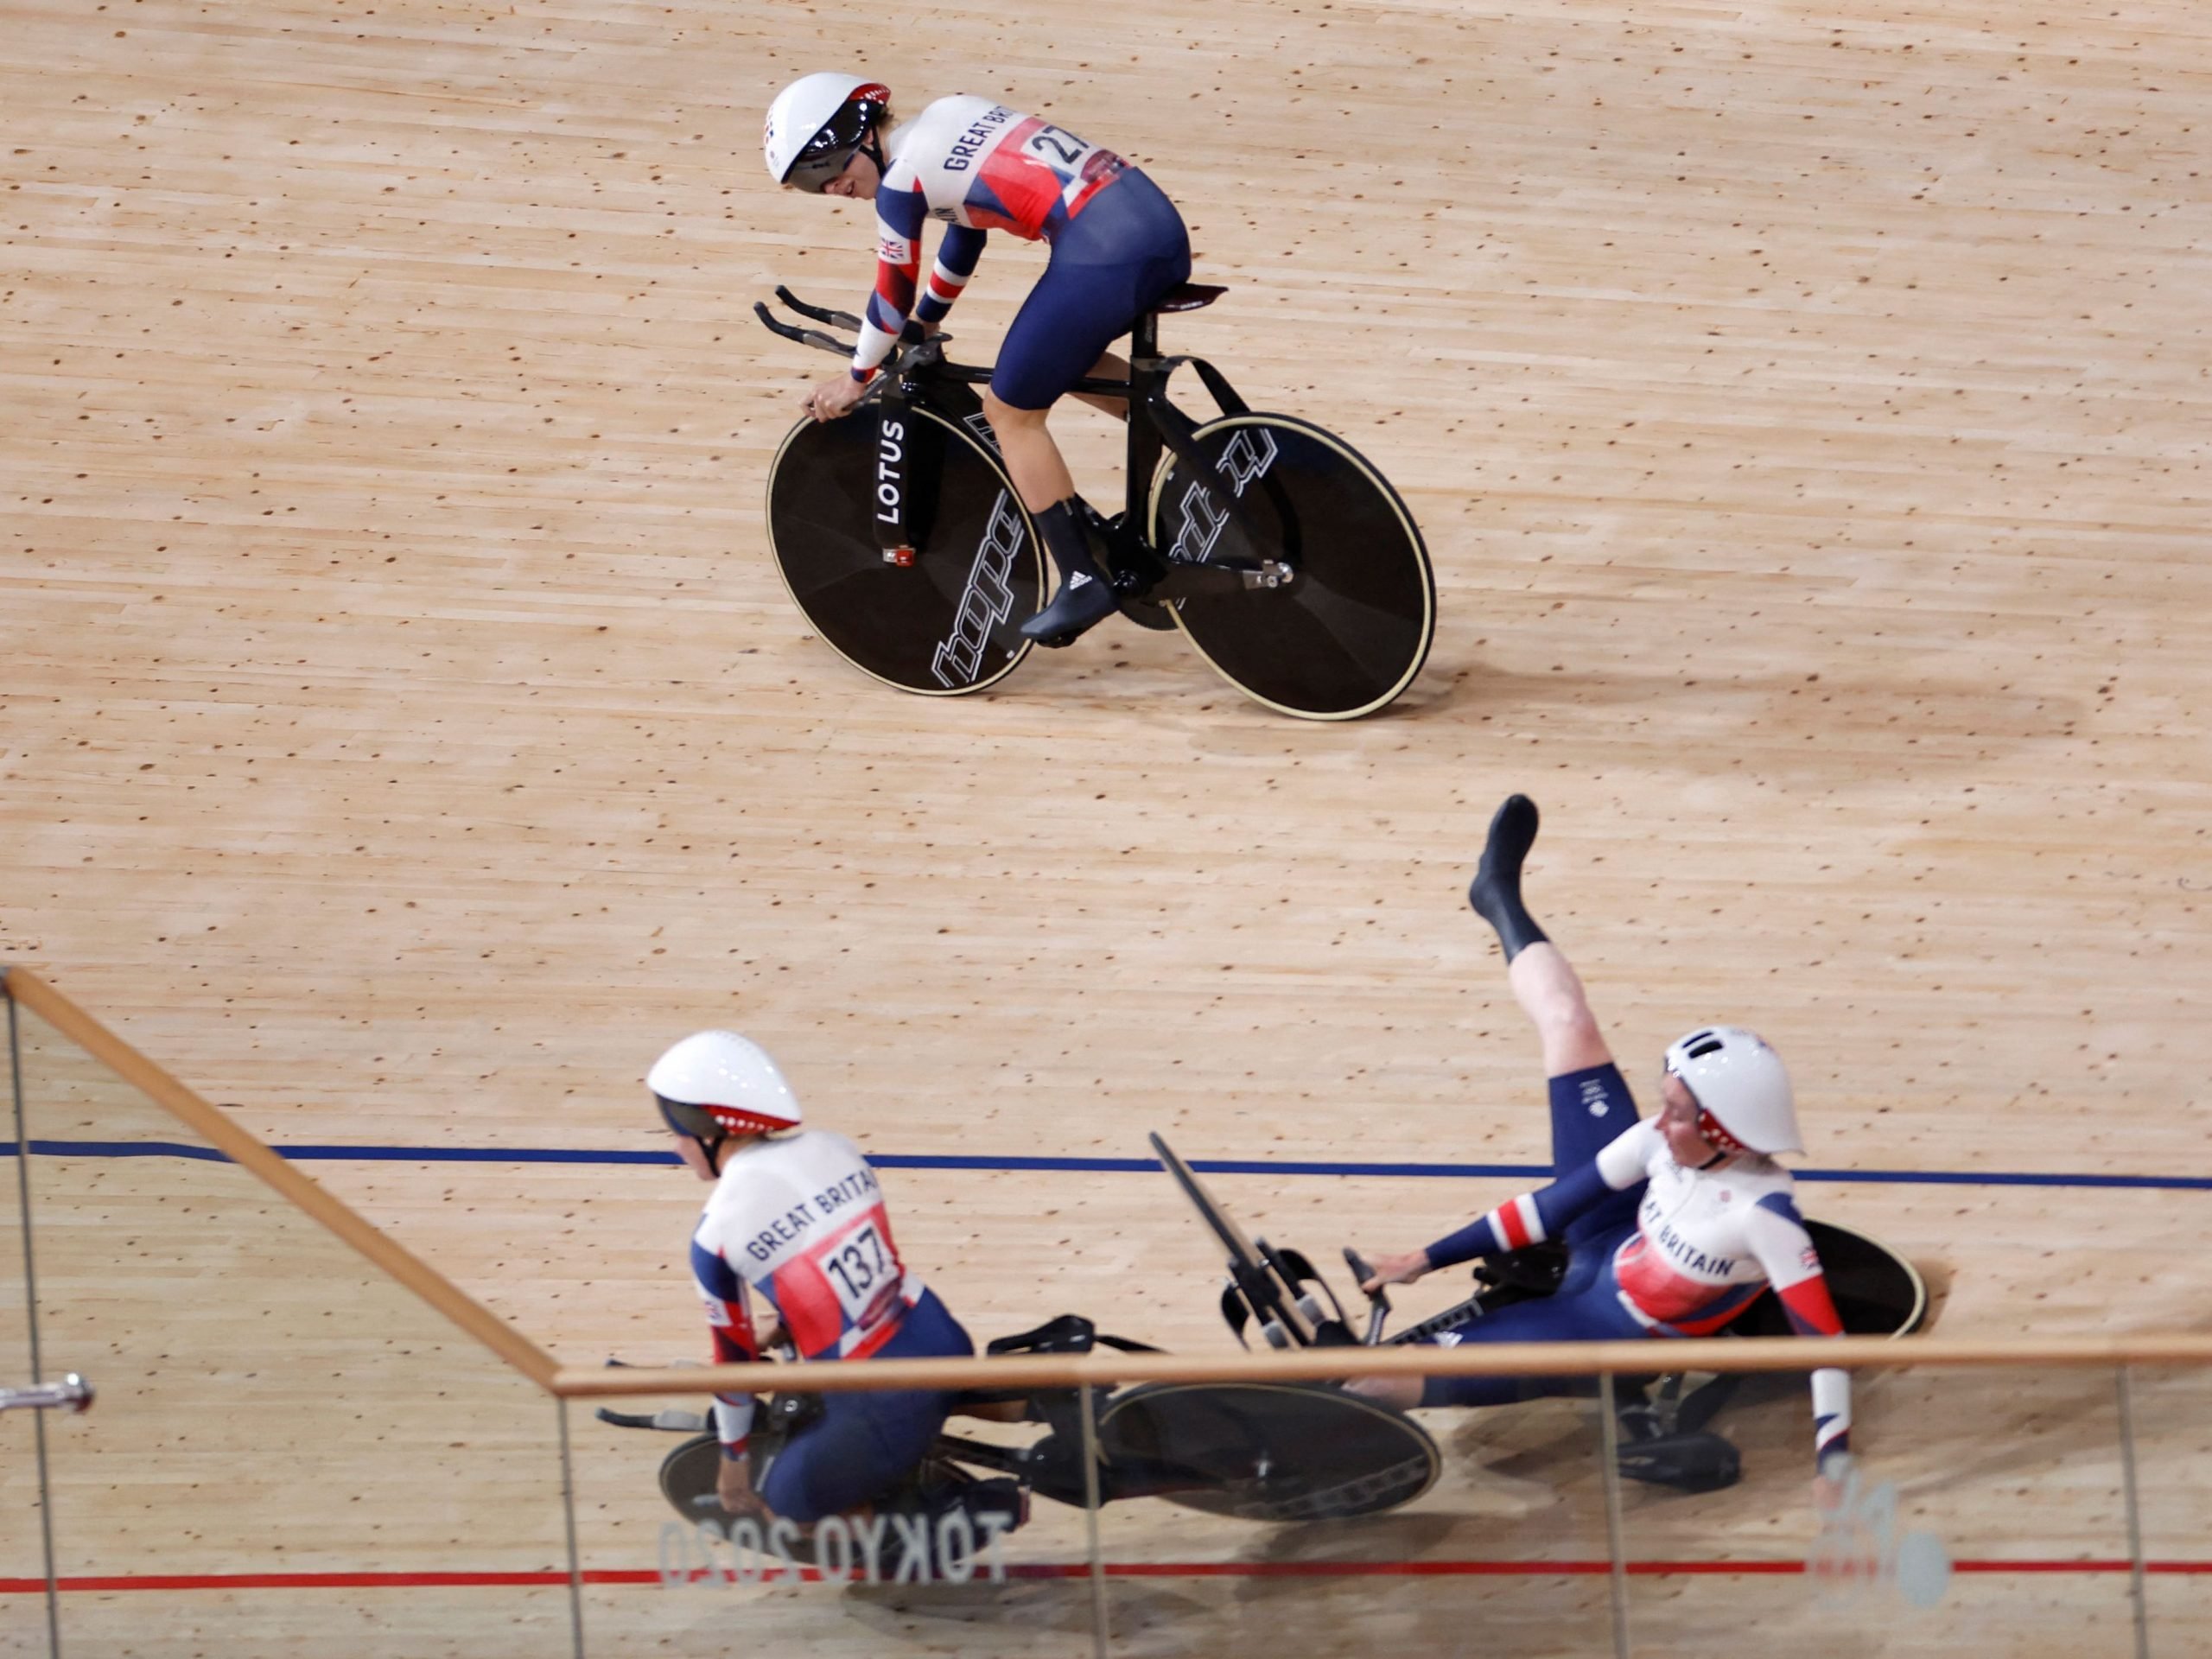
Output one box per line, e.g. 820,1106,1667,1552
1020,570,1119,646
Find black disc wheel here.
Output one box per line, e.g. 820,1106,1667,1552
1147,413,1434,720
1096,1381,1439,1522
658,1432,726,1525
766,407,1046,695
1732,1221,1929,1339
656,1433,974,1566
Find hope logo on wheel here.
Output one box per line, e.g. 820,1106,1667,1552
931,492,1026,687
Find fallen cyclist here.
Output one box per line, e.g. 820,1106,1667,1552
1348,796,1855,1487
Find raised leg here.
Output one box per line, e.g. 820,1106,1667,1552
1509,946,1613,1081
1468,797,1613,1081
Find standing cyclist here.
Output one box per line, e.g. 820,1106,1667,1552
1350,797,1856,1480
765,73,1194,645
650,1029,1020,1538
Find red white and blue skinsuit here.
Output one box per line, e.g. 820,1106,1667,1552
847,95,1190,410
1416,1063,1852,1466
689,1128,972,1522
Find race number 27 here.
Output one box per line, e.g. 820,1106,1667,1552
1024,125,1085,166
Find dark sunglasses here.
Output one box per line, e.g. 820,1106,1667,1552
783,99,886,192
656,1092,721,1141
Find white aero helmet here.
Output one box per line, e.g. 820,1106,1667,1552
648,1030,804,1145
764,72,893,191
1663,1026,1802,1155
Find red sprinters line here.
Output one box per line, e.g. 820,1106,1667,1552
2,1559,2209,1593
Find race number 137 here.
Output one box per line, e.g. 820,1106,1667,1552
820,1221,896,1319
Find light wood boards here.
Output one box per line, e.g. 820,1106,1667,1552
3,0,2210,1650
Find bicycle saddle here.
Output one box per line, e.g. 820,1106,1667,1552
1154,283,1228,313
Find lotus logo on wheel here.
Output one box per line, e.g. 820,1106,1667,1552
875,417,906,528
1168,427,1279,564
931,493,1025,688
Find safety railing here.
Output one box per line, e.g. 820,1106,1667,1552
5,964,2207,1659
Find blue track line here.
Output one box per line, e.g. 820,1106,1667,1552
1,1141,2207,1192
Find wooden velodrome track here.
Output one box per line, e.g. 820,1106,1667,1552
3,0,2209,1653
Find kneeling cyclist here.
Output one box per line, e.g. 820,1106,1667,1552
766,72,1194,645
651,1029,1021,1540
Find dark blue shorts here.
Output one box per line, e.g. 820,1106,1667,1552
1546,1062,1645,1251
1416,1062,1651,1409
757,1290,973,1523
990,168,1192,412
1414,1222,1649,1408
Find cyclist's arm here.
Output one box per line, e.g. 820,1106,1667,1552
853,180,936,382
913,224,987,329
1743,1192,1853,1470
1423,1119,1657,1268
690,1236,763,1459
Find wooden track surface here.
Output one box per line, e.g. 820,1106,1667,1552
3,0,2209,1652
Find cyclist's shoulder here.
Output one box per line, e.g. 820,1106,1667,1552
707,1129,842,1202
1603,1114,1665,1166
920,92,1015,124
892,94,1028,156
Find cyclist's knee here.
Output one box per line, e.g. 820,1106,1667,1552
1535,1001,1609,1071
982,386,1051,429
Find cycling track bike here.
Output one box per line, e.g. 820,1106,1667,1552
756,284,1436,721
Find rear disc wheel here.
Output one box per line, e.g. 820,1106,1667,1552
1147,413,1434,720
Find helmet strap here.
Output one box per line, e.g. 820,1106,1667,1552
1694,1106,1748,1160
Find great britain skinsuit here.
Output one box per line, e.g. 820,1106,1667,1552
1417,1067,1852,1465
846,96,1191,409
687,1128,971,1521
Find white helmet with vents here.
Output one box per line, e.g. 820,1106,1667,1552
765,73,893,191
648,1030,804,1144
1663,1026,1802,1154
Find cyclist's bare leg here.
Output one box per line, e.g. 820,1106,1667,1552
1071,350,1131,420
980,390,1073,514
985,385,1121,643
1510,944,1613,1080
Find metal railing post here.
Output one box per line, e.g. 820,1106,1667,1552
1598,1372,1632,1659
1078,1382,1110,1659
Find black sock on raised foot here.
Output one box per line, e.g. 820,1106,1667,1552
1467,794,1549,962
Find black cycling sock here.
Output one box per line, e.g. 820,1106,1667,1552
1033,498,1101,586
1467,794,1549,962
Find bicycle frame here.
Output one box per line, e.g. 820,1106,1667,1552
755,289,1289,598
